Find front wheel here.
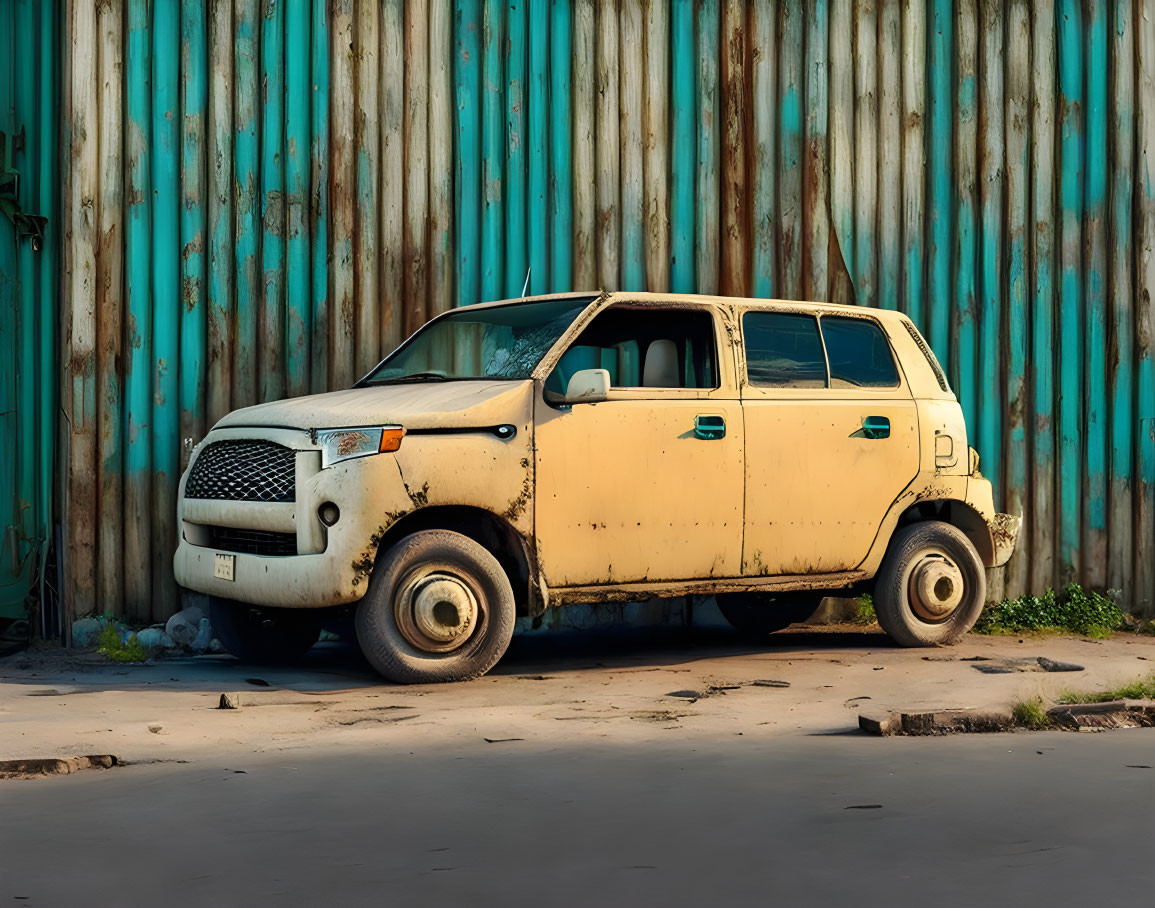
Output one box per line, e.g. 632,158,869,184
355,530,516,684
873,521,986,647
208,597,321,664
715,592,823,638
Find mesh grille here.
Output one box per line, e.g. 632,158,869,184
185,440,297,503
206,526,298,557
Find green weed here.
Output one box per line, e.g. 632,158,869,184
1057,674,1155,705
854,593,877,625
96,624,149,663
1011,697,1051,730
973,584,1125,638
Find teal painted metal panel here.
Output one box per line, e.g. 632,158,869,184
180,0,207,457
152,0,181,607
14,0,35,556
454,0,481,306
36,0,59,628
669,0,694,293
503,0,526,298
0,0,16,616
977,7,1003,508
233,0,258,405
1058,0,1084,578
548,0,572,292
778,0,802,301
1083,0,1109,583
0,0,56,623
1108,0,1135,595
526,0,548,294
750,0,776,300
124,0,153,615
926,0,952,367
260,0,285,401
285,0,310,397
480,0,503,301
309,0,329,392
953,5,977,438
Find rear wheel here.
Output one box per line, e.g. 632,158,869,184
355,530,516,684
715,591,823,638
873,520,985,647
208,597,321,664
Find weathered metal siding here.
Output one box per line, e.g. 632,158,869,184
0,0,58,632
53,0,1155,622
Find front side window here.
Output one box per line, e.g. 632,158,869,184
742,312,827,388
822,316,901,388
361,297,592,385
545,307,718,394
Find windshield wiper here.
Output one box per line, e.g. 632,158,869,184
367,372,453,386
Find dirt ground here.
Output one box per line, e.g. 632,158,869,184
2,625,1153,766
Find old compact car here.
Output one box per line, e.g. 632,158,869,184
174,292,1019,683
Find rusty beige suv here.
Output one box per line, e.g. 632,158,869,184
174,292,1019,683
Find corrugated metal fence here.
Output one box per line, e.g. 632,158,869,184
1,0,58,632
46,0,1155,624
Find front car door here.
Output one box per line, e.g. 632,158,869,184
739,306,920,576
533,302,744,589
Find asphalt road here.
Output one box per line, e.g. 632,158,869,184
3,729,1153,907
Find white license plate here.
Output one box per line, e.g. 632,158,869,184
214,553,235,581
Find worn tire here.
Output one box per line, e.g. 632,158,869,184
715,592,823,638
355,530,516,684
873,521,986,647
208,596,321,664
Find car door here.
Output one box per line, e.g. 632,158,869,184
533,303,744,588
740,309,919,576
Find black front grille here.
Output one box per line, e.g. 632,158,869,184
207,526,298,557
186,440,296,502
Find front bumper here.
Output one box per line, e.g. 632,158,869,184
987,512,1021,568
964,472,1021,568
173,426,408,609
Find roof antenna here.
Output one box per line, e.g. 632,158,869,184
521,267,531,299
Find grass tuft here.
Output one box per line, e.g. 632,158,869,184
854,593,877,625
1057,674,1155,705
973,583,1125,638
1011,697,1051,730
96,624,149,663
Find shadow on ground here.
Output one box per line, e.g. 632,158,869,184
0,623,893,693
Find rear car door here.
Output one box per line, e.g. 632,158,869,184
533,304,744,588
740,309,919,575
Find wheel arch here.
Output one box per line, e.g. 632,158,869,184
890,498,995,566
370,506,540,617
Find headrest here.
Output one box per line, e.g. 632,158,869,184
642,339,679,387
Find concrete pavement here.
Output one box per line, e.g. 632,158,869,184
1,626,1153,906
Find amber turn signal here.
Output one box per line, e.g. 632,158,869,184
379,427,405,453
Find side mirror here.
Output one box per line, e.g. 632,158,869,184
564,368,611,404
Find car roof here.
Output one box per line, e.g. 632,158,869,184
464,290,908,324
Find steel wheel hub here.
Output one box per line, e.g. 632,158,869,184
395,571,480,654
908,553,964,621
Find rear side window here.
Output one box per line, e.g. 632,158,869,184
742,312,827,388
821,316,900,388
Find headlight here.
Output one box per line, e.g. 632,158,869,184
315,426,405,468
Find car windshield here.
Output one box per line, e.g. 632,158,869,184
361,297,593,385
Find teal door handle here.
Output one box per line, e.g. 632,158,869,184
694,414,726,440
863,416,890,439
